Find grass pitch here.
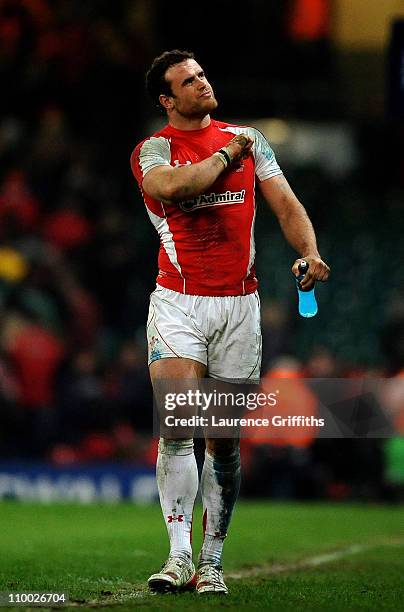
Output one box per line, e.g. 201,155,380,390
0,501,403,610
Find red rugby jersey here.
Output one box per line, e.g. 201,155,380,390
130,120,282,296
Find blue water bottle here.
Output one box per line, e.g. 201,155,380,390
296,261,318,318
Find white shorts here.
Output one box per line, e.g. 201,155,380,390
146,285,262,382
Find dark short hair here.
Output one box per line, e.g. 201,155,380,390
146,49,195,109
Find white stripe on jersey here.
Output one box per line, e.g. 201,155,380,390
246,196,256,280
146,207,183,279
139,136,172,177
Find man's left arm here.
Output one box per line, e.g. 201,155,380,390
259,174,330,290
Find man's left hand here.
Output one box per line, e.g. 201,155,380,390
292,255,330,290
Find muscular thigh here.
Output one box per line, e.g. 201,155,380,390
150,358,207,440
150,357,206,381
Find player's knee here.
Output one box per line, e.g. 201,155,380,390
206,438,240,459
159,437,194,456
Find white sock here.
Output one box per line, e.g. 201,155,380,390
200,448,241,566
156,438,199,560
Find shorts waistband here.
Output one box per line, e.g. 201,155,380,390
155,276,257,297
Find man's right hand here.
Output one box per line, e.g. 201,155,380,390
224,134,253,164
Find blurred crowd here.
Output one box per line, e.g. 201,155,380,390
0,0,158,463
0,0,403,501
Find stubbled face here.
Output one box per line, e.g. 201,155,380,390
161,59,218,118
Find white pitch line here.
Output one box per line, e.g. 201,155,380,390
67,539,404,605
227,540,404,580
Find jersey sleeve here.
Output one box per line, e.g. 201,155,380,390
131,136,171,186
251,128,283,182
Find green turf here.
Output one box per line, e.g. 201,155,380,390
0,501,403,610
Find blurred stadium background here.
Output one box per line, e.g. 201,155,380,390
0,0,404,505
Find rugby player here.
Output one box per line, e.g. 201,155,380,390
131,50,329,595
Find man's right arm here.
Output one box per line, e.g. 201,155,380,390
141,134,253,204
143,156,225,203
